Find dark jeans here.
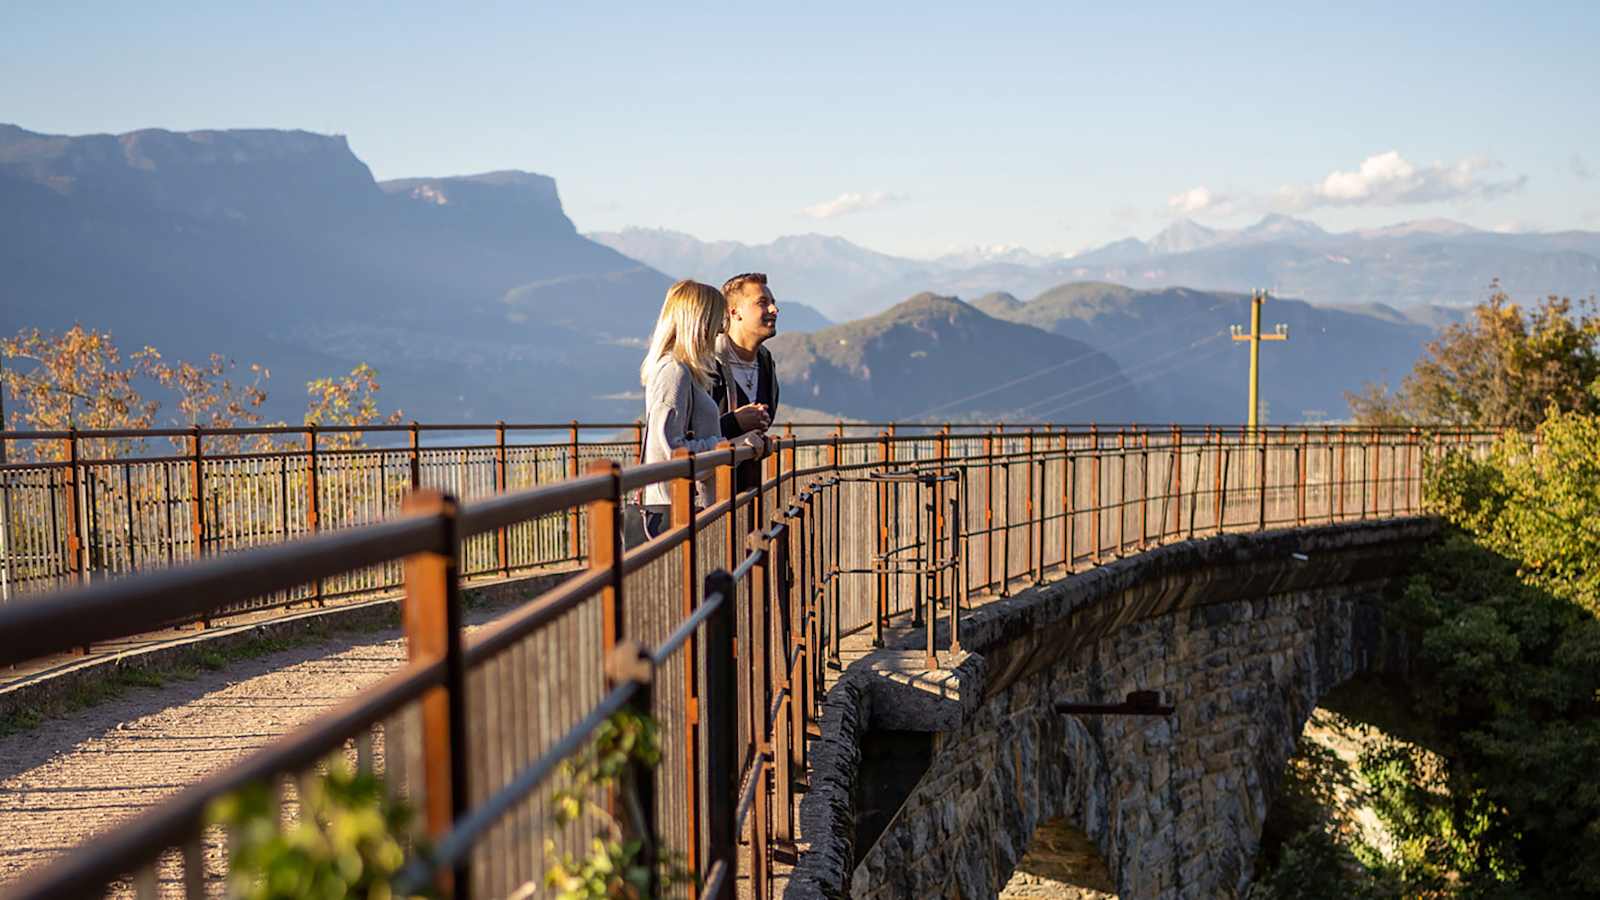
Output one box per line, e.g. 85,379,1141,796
643,509,667,540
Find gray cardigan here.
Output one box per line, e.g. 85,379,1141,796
641,354,726,507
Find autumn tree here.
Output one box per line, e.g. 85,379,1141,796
1347,285,1600,429
303,363,404,450
3,326,400,459
1,326,160,460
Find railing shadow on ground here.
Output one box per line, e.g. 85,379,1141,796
0,423,1497,900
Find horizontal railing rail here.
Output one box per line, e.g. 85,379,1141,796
0,423,1500,900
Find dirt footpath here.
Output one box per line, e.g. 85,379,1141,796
0,628,409,888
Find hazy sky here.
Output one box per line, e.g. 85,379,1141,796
5,1,1598,257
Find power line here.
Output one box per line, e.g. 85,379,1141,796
909,301,1230,419
997,329,1228,420
1029,338,1235,420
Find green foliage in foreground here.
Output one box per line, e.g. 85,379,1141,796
1255,408,1600,898
545,708,692,900
1428,408,1600,618
204,709,688,900
209,761,429,900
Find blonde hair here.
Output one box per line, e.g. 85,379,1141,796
640,280,727,389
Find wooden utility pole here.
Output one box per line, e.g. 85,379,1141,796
1231,289,1288,431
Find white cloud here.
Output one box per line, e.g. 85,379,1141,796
1167,186,1227,214
1275,151,1525,211
1574,154,1592,180
800,190,905,219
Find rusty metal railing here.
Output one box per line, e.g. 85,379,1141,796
0,421,644,607
0,424,1497,900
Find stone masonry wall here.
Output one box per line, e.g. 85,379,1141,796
831,520,1433,900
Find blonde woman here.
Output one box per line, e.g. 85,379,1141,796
639,279,770,538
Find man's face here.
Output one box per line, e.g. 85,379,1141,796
730,285,779,343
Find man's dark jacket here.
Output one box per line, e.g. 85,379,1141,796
710,344,780,493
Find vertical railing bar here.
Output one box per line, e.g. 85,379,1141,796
400,488,468,899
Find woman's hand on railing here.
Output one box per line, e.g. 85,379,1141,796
734,430,773,459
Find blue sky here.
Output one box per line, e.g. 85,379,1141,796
4,1,1598,257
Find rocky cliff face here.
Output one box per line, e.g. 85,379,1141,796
0,124,670,422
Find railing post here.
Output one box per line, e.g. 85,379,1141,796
1025,430,1037,579
1089,424,1102,561
408,421,421,490
924,474,939,669
764,439,798,846
702,569,738,900
567,421,582,561
718,444,737,573
185,426,204,565
494,421,508,577
748,525,773,896
1139,428,1149,550
586,459,658,892
1060,430,1072,569
1336,426,1347,522
671,447,701,878
1376,422,1388,515
400,489,469,899
1212,427,1224,533
983,430,995,592
64,428,85,585
999,424,1012,595
635,420,646,465
1116,428,1127,554
186,427,213,629
949,480,965,655
1257,427,1268,531
873,431,890,646
1408,427,1420,513
306,424,322,606
1170,425,1183,542
828,435,843,669
1297,428,1308,526
588,459,626,666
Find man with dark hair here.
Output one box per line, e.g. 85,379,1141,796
714,272,781,491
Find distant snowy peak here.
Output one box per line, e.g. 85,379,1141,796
1237,213,1327,243
931,244,1065,268
1148,218,1222,255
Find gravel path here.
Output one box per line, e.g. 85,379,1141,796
0,628,410,890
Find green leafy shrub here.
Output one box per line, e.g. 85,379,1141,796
544,709,691,900
209,760,429,900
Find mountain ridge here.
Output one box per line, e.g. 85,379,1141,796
765,291,1137,421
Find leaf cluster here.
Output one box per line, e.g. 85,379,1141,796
1347,286,1600,430
2,325,401,459
208,760,430,900
1385,537,1600,895
544,709,691,900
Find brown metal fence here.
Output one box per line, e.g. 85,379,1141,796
0,423,645,608
0,423,1497,900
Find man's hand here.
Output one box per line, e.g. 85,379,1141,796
733,403,771,432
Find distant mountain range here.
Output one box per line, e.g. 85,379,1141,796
1,123,1529,427
591,216,1600,322
969,283,1443,423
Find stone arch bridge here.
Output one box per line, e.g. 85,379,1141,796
793,518,1433,899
